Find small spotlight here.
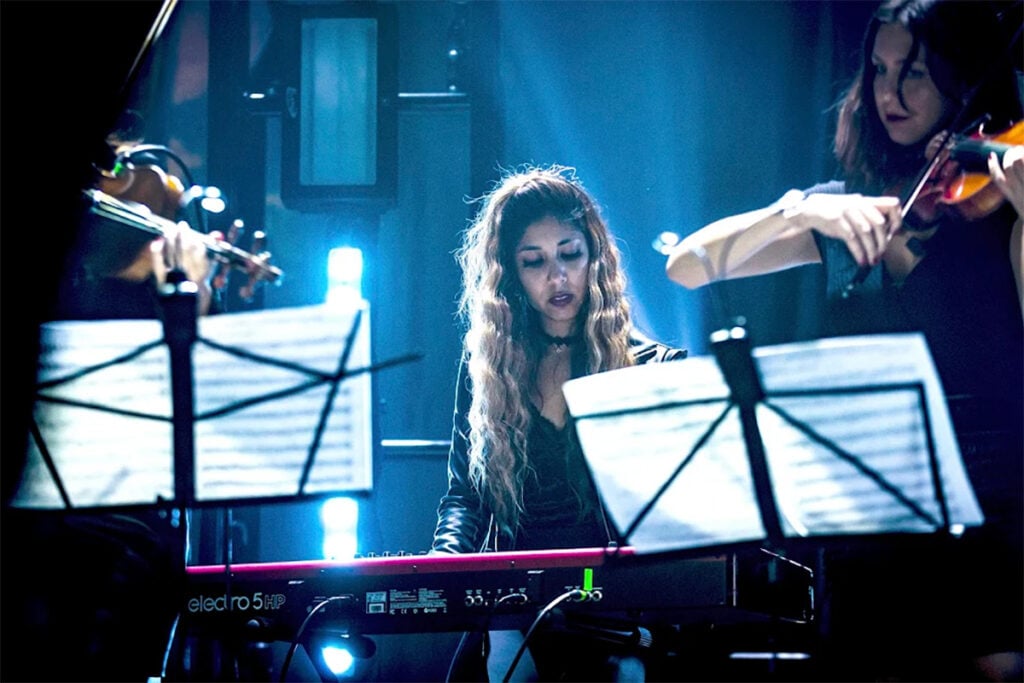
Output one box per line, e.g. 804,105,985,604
183,185,227,214
321,644,355,677
308,633,376,680
729,651,811,660
652,230,681,255
201,187,226,214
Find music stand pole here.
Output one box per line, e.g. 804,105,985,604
710,324,784,547
152,271,199,679
159,271,198,508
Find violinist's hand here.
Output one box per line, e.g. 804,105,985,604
788,192,902,268
150,222,217,315
992,145,1024,318
925,129,955,163
989,145,1024,218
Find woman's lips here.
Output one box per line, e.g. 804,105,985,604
549,293,574,307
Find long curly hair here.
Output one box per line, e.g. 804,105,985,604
456,164,636,531
834,0,1022,194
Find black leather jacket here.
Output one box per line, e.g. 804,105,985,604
431,334,687,554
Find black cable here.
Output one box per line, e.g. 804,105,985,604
501,589,585,683
159,612,181,681
278,595,354,682
445,592,529,683
122,143,196,190
121,143,207,234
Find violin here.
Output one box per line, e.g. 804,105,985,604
84,187,282,284
939,119,1024,221
886,120,1023,228
844,120,1021,296
89,159,283,290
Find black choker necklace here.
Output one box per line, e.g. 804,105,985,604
540,331,581,347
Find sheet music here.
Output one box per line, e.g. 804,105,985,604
563,333,983,554
14,302,374,509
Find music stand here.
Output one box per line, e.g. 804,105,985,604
12,296,419,512
563,330,983,556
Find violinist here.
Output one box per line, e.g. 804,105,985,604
666,0,1022,680
51,136,217,322
3,133,216,682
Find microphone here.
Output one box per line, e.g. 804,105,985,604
577,622,653,649
550,611,655,650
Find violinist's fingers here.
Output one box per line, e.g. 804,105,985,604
880,197,903,237
169,223,215,315
178,225,214,283
149,237,170,283
925,130,953,161
860,205,892,263
847,213,875,264
991,147,1024,217
839,217,871,267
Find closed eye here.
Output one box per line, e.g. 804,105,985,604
905,66,927,79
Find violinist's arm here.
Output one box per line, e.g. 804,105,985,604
988,145,1024,316
666,190,902,289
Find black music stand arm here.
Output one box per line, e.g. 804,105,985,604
710,325,785,547
159,271,198,508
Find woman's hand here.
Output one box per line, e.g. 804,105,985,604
989,145,1024,218
785,192,902,268
992,145,1024,317
150,223,218,314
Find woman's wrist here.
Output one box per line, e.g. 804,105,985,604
774,188,806,221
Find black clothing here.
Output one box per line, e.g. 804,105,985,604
809,180,1023,527
431,334,687,683
515,406,610,551
431,334,687,555
2,507,186,682
805,180,1024,680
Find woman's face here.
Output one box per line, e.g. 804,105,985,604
871,22,950,146
514,216,590,337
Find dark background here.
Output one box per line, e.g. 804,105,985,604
2,1,884,679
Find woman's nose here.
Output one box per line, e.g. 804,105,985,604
549,262,567,282
877,74,897,101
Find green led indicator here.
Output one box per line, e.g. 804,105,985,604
583,567,593,592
